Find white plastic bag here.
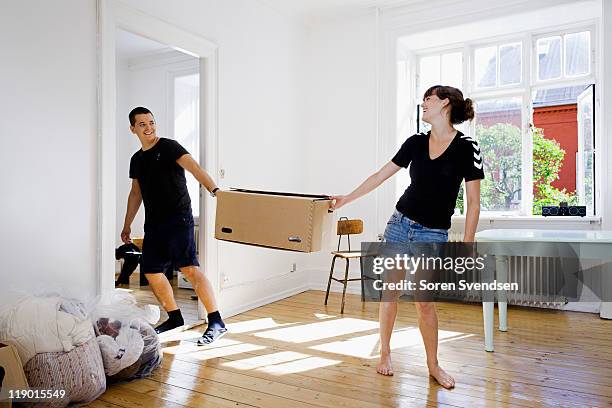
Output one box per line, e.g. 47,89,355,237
89,291,162,382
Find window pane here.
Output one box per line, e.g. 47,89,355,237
582,151,595,215
397,60,411,137
577,85,595,215
565,31,590,77
474,46,497,88
418,55,440,98
441,52,462,89
174,74,200,217
397,61,411,200
537,36,561,80
532,85,587,215
475,98,522,213
499,43,521,85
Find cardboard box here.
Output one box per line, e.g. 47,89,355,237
0,343,29,406
215,189,333,252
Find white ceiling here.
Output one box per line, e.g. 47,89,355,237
260,0,425,22
115,29,172,59
398,0,599,52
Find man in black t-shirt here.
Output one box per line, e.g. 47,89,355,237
121,106,225,345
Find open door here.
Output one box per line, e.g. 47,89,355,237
576,84,595,215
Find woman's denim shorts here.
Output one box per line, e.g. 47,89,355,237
383,209,448,244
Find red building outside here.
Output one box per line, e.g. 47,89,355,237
533,104,578,193
476,86,583,196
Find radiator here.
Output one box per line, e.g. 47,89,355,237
442,231,565,309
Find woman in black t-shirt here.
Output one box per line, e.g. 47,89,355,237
331,85,484,388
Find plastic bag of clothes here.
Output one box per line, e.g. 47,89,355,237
0,294,105,407
0,296,94,365
89,291,162,383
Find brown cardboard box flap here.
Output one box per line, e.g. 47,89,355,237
0,342,29,399
215,189,333,252
230,188,330,200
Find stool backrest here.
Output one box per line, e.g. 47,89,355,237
132,237,144,250
337,218,363,251
337,219,363,235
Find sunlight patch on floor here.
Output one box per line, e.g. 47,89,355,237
261,356,342,375
157,329,206,343
222,351,309,369
309,327,466,359
438,333,475,344
313,313,336,319
221,351,342,375
163,339,266,359
225,317,296,334
253,318,378,343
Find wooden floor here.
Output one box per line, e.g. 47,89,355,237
88,275,612,407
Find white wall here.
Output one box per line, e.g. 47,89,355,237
0,0,98,303
303,14,380,292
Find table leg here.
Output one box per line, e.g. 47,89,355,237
496,255,509,332
601,261,612,319
481,249,496,351
483,302,494,352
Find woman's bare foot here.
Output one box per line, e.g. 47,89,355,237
428,364,455,389
376,353,394,376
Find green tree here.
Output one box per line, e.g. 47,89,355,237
455,123,576,214
477,123,522,211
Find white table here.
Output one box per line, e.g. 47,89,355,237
475,229,612,352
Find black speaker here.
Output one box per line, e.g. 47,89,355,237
569,206,587,216
542,205,586,217
542,206,558,216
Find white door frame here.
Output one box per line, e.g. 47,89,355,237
96,0,220,307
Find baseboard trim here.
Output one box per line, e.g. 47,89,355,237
214,283,312,319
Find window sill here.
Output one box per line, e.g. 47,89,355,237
451,215,601,224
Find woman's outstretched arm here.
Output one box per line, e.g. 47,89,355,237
331,161,401,210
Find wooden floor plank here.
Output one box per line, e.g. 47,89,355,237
117,378,254,408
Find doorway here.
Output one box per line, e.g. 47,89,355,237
114,29,201,289
97,2,220,318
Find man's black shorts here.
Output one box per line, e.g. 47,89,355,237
141,213,199,273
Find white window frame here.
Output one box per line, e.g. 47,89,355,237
534,28,594,84
472,40,524,91
415,47,464,102
409,23,597,217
